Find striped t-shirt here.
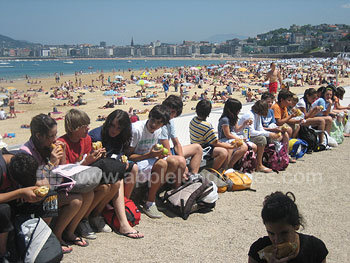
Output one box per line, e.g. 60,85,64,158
189,116,217,147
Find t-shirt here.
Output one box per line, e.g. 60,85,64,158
88,126,102,142
58,135,92,164
217,116,235,140
159,119,177,141
0,150,18,193
237,111,270,137
130,120,162,155
272,103,289,120
89,126,123,157
21,139,46,166
261,109,276,128
248,233,328,263
312,98,329,117
296,97,307,111
189,117,217,147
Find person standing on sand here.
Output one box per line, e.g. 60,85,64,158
9,96,16,118
266,62,282,97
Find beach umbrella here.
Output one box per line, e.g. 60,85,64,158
136,80,151,86
140,73,148,79
103,90,119,96
114,75,124,80
238,68,247,72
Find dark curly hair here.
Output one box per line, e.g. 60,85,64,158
30,114,57,163
101,110,132,153
8,153,39,187
262,191,304,228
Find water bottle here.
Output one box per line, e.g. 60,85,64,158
243,128,250,140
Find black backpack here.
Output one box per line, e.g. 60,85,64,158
298,126,318,153
299,126,327,152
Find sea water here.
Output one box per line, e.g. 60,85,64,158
0,59,227,80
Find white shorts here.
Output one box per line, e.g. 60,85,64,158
136,158,157,183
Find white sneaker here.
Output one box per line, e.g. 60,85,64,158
90,216,112,233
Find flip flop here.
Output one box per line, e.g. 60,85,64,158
61,241,73,254
65,236,89,247
117,230,144,239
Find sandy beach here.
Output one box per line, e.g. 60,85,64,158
1,61,350,262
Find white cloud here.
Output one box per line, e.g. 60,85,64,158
341,3,350,8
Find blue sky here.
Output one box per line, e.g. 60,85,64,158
1,0,350,45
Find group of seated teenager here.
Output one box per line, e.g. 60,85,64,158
189,85,349,174
0,90,339,261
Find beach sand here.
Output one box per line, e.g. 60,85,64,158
1,66,349,262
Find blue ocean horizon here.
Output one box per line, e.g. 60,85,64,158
0,59,228,80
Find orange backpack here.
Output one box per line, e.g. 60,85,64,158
222,169,255,191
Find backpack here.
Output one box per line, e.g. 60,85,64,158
233,145,257,173
199,168,228,193
263,143,289,172
223,169,255,191
289,139,308,159
102,197,141,231
162,177,217,220
298,126,319,153
15,216,63,263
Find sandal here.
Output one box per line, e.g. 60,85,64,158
65,236,89,247
61,241,73,254
117,230,144,239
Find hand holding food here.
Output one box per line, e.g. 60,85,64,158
120,155,128,163
51,143,63,151
281,123,289,132
258,242,298,261
92,141,103,150
319,105,324,110
33,186,50,197
231,139,244,147
154,143,164,150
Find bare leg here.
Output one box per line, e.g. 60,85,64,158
112,181,144,238
212,147,228,171
54,192,82,243
84,184,110,218
92,183,120,216
166,156,186,188
182,144,203,174
66,191,94,236
148,159,167,202
124,165,138,199
228,144,248,168
256,144,272,172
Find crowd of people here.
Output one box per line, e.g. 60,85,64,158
2,57,350,262
2,81,348,261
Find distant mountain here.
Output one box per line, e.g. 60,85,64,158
204,33,248,43
0,34,40,48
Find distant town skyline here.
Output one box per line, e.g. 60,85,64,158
1,0,350,46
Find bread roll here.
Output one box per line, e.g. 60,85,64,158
33,186,50,197
258,242,297,260
121,155,128,163
92,141,103,150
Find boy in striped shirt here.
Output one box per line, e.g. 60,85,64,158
189,100,235,171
